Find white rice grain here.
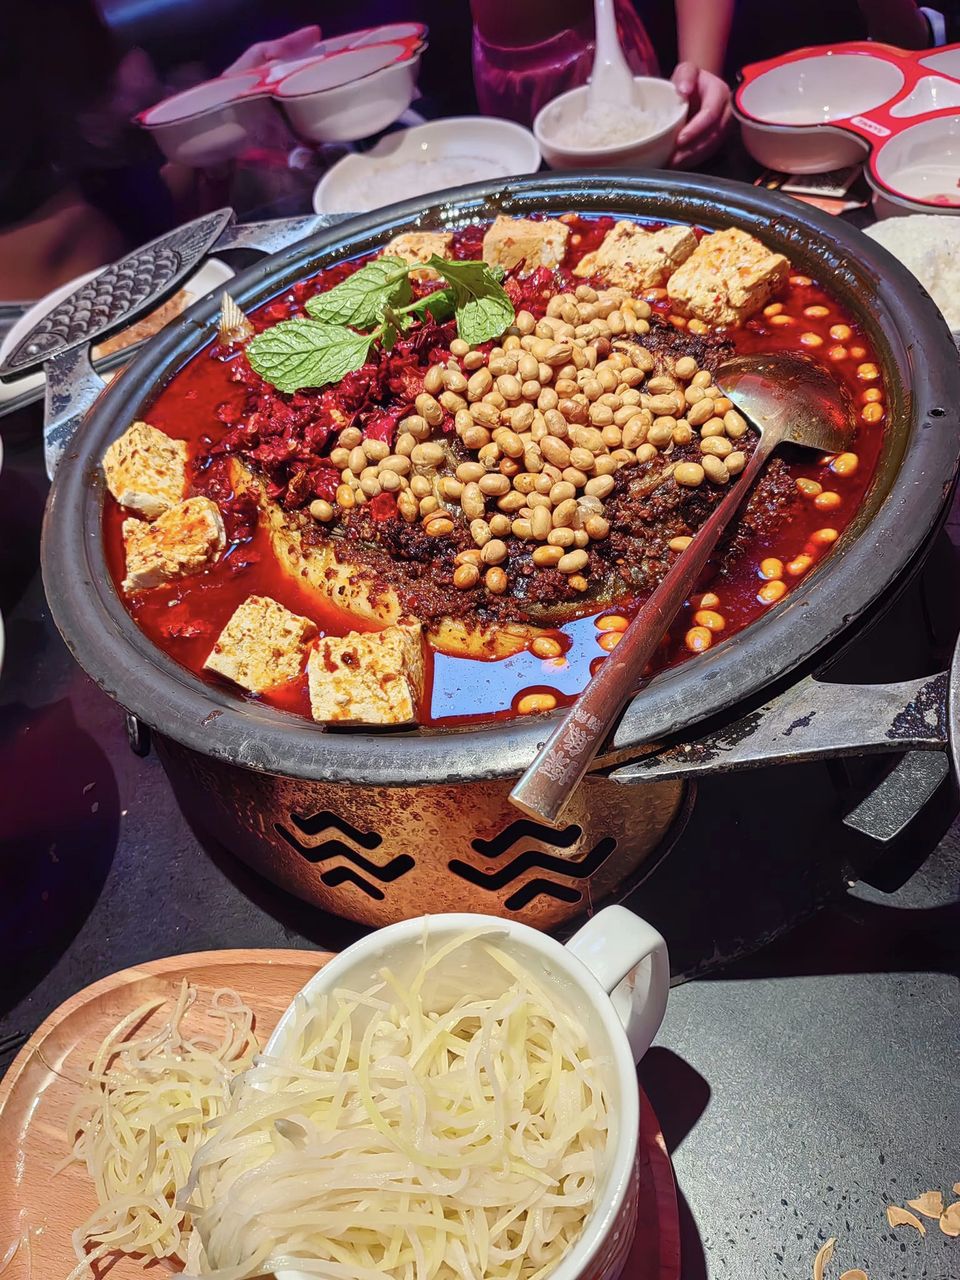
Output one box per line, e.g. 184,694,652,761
865,215,960,332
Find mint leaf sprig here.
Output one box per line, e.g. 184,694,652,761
424,256,513,346
242,320,378,396
304,256,412,329
246,256,514,395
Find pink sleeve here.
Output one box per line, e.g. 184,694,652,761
472,0,657,127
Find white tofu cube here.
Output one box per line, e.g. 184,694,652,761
383,231,454,280
307,622,425,725
573,221,697,291
204,595,317,693
666,227,789,327
103,420,187,518
121,496,225,593
482,216,569,275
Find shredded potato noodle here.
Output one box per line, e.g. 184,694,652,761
183,931,610,1280
0,1212,32,1277
63,981,256,1279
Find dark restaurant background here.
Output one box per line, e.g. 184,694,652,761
0,0,906,301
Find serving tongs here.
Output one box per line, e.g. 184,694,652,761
510,352,855,825
0,208,355,479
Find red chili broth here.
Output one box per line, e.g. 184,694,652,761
103,216,885,727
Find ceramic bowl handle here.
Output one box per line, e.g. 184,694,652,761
565,905,669,1062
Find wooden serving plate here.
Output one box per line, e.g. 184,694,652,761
0,949,680,1280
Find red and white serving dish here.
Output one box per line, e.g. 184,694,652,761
137,23,427,163
735,40,960,214
275,42,422,144
137,71,277,167
258,21,427,81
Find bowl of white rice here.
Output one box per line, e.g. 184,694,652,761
864,214,960,337
534,76,686,170
313,116,541,214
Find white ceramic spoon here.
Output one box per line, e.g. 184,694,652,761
588,0,635,110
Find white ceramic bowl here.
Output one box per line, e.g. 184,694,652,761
735,108,868,174
261,25,426,85
869,113,960,215
276,44,420,144
266,906,669,1280
738,52,905,126
736,51,904,175
889,74,960,119
534,77,687,170
139,73,275,166
869,186,960,219
259,36,369,86
313,116,541,214
920,47,960,78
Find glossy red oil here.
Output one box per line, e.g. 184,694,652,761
103,218,885,727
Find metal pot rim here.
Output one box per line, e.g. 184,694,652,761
41,171,960,785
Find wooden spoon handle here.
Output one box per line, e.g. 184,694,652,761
509,436,777,825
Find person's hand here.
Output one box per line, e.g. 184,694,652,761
669,62,733,169
225,25,322,74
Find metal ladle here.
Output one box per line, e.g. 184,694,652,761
509,352,855,826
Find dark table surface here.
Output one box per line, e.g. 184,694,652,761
1,157,959,1279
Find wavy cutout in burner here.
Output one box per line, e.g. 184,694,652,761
318,866,385,899
505,879,583,912
275,816,414,882
471,819,583,857
450,835,617,892
286,809,384,848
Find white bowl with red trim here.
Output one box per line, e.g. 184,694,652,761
138,72,275,166
736,50,904,173
343,22,426,49
734,111,869,174
868,113,960,216
275,42,422,144
259,23,426,84
137,24,427,162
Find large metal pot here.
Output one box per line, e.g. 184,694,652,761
40,172,960,926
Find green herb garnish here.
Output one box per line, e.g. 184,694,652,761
246,256,514,394
404,287,456,324
304,256,411,328
246,320,375,395
424,256,515,346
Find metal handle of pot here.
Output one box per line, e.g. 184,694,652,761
38,211,360,478
842,749,949,842
44,347,108,479
609,670,950,783
213,212,354,255
610,667,955,843
6,209,237,382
